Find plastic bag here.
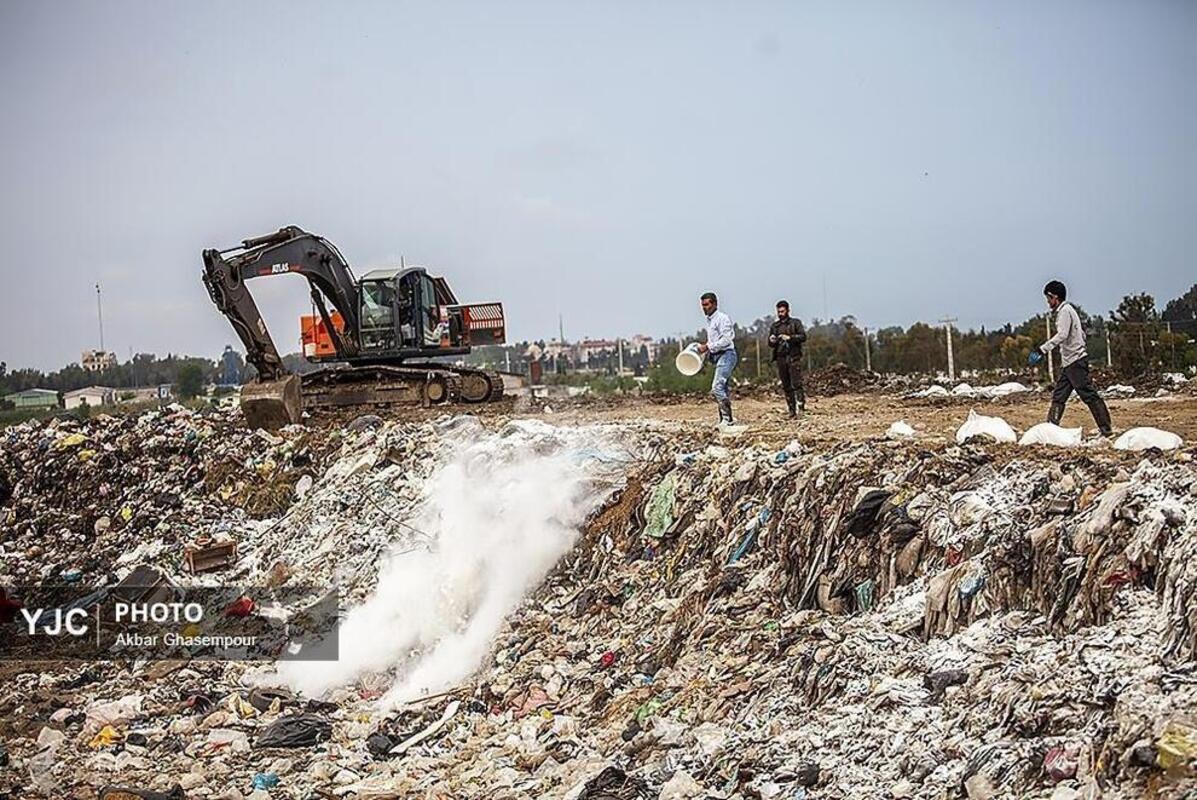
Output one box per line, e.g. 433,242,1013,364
1114,427,1183,452
1018,423,1082,448
254,714,331,749
955,410,1016,444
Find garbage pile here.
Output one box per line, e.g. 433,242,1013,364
0,409,660,798
454,437,1197,799
2,405,1196,799
0,407,338,586
804,364,879,397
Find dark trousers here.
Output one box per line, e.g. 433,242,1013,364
1050,357,1112,432
776,359,805,410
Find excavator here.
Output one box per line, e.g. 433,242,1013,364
202,226,506,429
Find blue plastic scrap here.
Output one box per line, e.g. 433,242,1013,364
252,772,280,790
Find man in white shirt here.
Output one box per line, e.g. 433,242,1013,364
1032,280,1113,436
696,291,738,425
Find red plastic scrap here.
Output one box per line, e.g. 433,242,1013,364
600,651,618,669
0,589,22,623
224,596,255,617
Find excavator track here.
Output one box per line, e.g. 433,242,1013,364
239,365,506,429
420,365,505,404
300,365,462,412
302,364,503,411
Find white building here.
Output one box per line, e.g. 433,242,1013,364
64,386,116,410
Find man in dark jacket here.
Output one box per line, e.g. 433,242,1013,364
768,300,807,418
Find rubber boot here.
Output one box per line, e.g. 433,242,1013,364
1047,402,1065,426
719,399,734,425
1088,398,1113,437
786,397,797,420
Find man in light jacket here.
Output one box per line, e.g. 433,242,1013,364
697,291,738,425
1030,280,1113,436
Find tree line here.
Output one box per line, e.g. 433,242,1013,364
791,285,1196,377
0,353,216,401
5,285,1194,403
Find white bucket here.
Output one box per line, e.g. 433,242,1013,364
675,344,704,376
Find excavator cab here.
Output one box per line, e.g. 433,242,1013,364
347,267,450,354
359,278,397,352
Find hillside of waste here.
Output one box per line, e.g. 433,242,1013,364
0,405,1196,799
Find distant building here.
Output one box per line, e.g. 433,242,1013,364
4,388,59,409
626,334,659,362
578,338,617,366
81,350,117,372
117,385,174,404
218,346,244,387
64,386,116,410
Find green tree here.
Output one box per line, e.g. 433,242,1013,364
1163,283,1197,323
1109,292,1162,375
176,363,205,399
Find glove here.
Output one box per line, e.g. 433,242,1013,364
1028,350,1044,366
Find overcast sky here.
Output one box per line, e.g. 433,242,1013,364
1,1,1194,370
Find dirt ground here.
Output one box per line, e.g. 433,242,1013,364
364,389,1197,452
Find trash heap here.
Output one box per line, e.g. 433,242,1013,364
2,406,1197,799
0,410,660,798
803,364,879,397
0,407,338,586
405,438,1197,798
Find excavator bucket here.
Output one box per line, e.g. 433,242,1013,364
239,374,303,430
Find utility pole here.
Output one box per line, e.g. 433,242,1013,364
864,326,872,373
617,338,624,377
95,282,105,353
1106,327,1113,368
755,337,761,379
558,313,565,344
940,317,957,382
1045,314,1054,383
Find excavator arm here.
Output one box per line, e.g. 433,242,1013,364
202,225,362,380
202,225,366,428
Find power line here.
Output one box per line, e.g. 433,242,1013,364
95,283,105,353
